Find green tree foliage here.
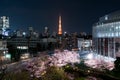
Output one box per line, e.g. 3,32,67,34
3,71,30,80
42,66,69,80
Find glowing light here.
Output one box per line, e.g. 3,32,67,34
21,53,30,59
17,46,28,49
58,15,62,35
5,54,11,59
84,54,115,70
87,53,93,59
23,32,26,36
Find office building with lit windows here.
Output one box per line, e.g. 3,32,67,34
93,11,120,59
0,16,9,36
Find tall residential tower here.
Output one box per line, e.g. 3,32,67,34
0,16,9,36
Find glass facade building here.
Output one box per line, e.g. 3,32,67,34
0,16,9,36
93,11,120,59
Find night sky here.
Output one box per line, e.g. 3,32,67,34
0,0,120,34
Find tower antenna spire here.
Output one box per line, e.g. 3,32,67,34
58,15,62,35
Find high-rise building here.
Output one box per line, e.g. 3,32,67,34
93,10,120,59
29,27,33,32
0,40,10,64
0,16,9,36
44,26,49,34
58,15,62,35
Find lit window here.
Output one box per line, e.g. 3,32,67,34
116,26,118,29
105,15,108,20
115,32,118,37
112,33,114,37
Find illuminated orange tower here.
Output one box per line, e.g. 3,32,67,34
58,15,62,35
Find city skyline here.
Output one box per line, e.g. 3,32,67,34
0,0,120,33
0,1,120,79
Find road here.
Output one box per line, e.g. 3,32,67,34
2,59,31,72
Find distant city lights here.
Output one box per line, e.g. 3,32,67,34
17,46,28,49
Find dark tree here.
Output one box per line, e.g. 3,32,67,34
114,57,120,72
